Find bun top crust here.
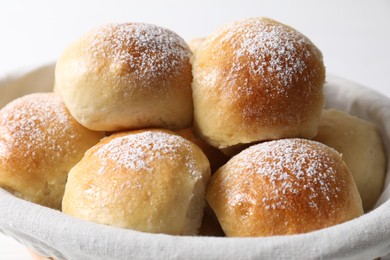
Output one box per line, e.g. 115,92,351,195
206,138,363,237
0,93,87,174
90,129,205,176
192,17,325,148
55,23,193,131
79,23,192,86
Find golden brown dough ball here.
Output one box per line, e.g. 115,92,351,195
62,129,210,235
192,17,325,149
207,138,363,237
314,109,386,211
55,23,193,131
0,93,104,209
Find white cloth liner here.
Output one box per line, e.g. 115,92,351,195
0,64,389,260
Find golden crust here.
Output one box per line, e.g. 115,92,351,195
0,93,104,209
55,23,193,131
192,17,325,148
62,129,211,235
207,139,363,237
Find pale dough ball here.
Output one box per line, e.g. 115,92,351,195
314,109,386,211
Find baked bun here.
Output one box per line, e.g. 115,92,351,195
55,23,193,131
314,109,386,211
62,129,211,235
192,17,325,148
175,127,228,173
207,138,363,237
0,93,104,209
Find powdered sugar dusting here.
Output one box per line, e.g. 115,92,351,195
86,23,191,84
95,131,200,177
203,17,321,96
0,93,80,170
230,139,345,213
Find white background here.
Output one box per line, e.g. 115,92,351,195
0,0,389,259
